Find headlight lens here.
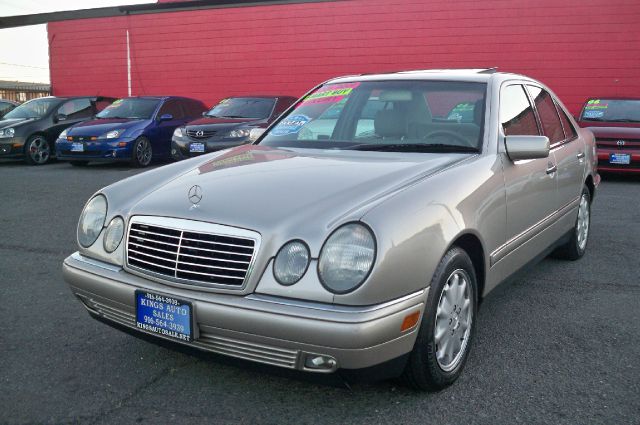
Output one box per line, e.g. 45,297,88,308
173,127,184,138
58,129,68,139
101,129,124,139
249,128,265,142
0,127,15,138
227,129,251,138
318,223,376,294
273,240,310,285
103,216,125,253
77,195,107,248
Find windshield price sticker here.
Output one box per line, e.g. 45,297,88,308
583,110,604,118
301,82,361,105
271,114,311,136
585,99,608,110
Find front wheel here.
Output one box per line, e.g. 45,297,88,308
402,247,477,391
24,135,52,165
130,137,153,167
552,185,591,260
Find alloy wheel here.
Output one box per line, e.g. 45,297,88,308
577,194,590,251
136,138,152,166
28,137,50,164
434,269,473,372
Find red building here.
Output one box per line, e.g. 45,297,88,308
47,0,640,114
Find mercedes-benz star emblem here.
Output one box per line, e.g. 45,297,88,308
188,185,203,205
617,140,626,146
196,130,204,137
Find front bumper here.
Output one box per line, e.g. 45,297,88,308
56,138,135,162
63,252,425,372
0,137,26,158
597,148,640,173
171,138,250,160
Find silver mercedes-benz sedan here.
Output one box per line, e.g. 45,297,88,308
63,69,598,390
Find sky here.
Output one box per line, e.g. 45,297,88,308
0,0,154,84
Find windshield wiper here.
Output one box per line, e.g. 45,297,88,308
344,143,479,153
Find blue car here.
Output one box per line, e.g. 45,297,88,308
56,96,207,167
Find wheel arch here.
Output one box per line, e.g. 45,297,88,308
448,232,486,300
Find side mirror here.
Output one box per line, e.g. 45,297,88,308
202,111,208,117
158,113,173,121
504,135,550,161
54,113,67,123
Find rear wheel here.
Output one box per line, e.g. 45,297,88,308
552,185,591,260
24,135,52,165
130,137,152,167
402,247,477,391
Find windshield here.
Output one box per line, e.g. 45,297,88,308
206,98,275,119
580,99,640,122
3,98,59,119
96,98,159,119
259,80,487,152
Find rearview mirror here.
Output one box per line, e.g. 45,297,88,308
504,135,550,161
158,114,173,121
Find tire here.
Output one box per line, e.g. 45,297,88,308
24,134,52,165
70,161,89,167
402,246,478,391
552,185,591,260
130,137,153,167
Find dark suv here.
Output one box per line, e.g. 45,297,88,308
0,96,114,165
171,95,296,160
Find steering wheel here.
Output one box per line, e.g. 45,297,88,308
423,130,471,146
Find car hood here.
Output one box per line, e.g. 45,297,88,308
186,116,264,129
67,118,149,136
0,118,37,129
585,126,640,139
125,145,469,235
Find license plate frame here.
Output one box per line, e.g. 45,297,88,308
190,142,205,153
71,142,84,152
135,290,194,342
610,153,631,165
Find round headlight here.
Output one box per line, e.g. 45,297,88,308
77,195,107,248
318,223,376,294
273,240,310,285
103,216,125,253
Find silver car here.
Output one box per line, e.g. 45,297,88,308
63,69,598,390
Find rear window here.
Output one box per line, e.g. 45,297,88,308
580,99,640,123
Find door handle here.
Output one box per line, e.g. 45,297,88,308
577,152,585,159
546,163,557,175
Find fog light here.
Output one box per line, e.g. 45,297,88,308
171,148,177,155
304,354,337,370
111,151,117,157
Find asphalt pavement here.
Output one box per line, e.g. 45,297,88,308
1,160,639,425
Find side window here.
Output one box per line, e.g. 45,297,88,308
158,100,184,120
58,99,92,120
556,102,578,140
527,85,565,144
500,85,540,136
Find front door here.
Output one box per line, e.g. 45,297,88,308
496,83,558,274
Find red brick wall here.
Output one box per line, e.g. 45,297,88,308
48,0,640,113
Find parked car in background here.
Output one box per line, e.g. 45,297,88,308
56,96,207,167
0,99,18,119
63,70,597,391
171,95,296,160
577,98,640,173
0,96,114,165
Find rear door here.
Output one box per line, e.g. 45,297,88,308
526,85,584,211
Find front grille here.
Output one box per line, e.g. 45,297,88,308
596,138,640,151
187,129,217,139
126,217,258,289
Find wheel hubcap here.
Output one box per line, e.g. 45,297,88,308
434,269,472,372
137,140,151,165
577,194,590,251
29,137,50,164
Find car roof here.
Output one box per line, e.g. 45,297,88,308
326,68,533,84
